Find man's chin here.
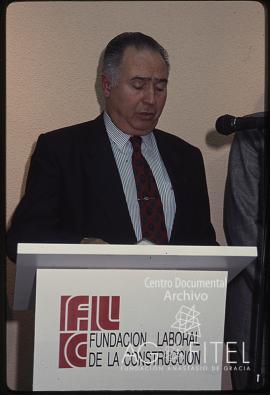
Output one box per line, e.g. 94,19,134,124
131,119,158,135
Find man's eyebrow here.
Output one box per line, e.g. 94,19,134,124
130,76,168,83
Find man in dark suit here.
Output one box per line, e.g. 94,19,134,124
223,116,267,390
6,32,217,262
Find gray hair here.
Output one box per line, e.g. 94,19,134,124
102,32,170,87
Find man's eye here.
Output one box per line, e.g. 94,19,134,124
132,83,144,90
155,84,166,92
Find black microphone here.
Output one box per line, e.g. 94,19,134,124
215,114,268,135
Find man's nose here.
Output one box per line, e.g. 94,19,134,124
143,84,155,104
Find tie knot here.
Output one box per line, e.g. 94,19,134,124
130,136,142,151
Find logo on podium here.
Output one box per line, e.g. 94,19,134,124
58,295,120,368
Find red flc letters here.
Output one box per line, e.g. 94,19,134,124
59,295,120,368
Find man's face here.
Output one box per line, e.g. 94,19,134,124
102,46,168,136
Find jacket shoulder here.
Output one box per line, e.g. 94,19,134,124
37,115,103,145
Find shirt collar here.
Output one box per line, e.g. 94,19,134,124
104,112,130,150
103,112,154,152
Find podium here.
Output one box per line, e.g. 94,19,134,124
14,243,257,391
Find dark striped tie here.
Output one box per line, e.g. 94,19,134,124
130,136,168,244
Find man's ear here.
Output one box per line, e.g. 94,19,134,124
101,74,111,98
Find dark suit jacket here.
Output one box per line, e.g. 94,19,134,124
6,114,217,262
223,126,265,390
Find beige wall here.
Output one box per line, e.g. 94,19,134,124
6,1,265,390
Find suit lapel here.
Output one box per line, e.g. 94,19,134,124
82,115,136,242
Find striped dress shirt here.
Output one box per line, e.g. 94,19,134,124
104,112,176,242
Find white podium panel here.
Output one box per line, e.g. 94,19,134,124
33,268,228,391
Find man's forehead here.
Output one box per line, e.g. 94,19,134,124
130,76,168,83
120,47,169,81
